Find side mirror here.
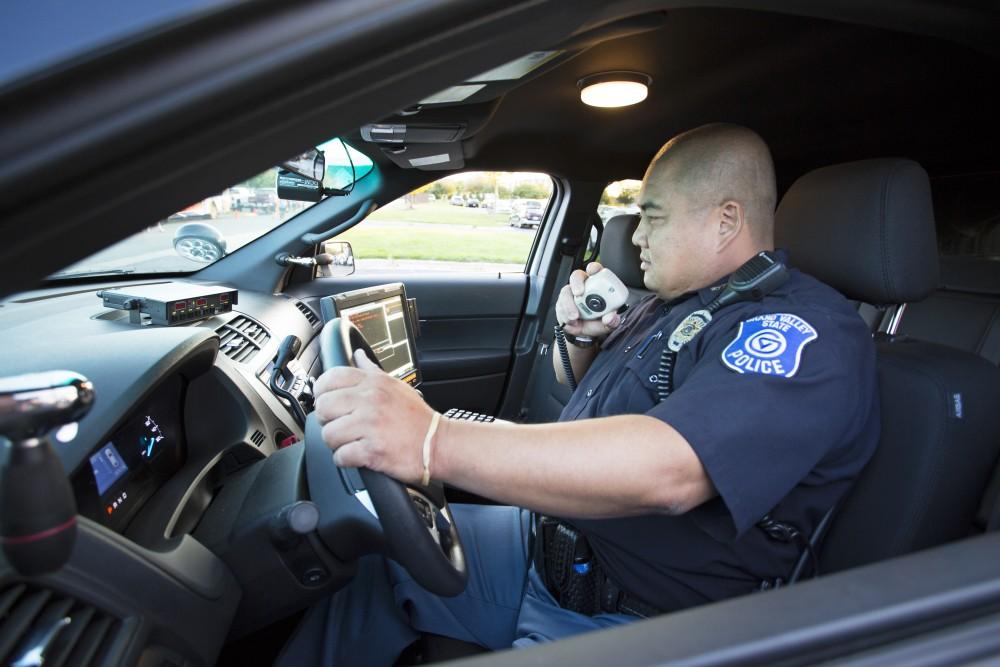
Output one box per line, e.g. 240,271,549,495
316,241,355,277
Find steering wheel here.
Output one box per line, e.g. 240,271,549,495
316,318,467,597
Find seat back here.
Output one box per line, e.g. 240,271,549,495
599,214,652,305
824,338,1000,571
899,256,1000,364
775,158,1000,572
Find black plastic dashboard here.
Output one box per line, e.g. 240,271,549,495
0,278,331,665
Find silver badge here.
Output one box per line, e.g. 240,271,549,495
667,309,712,352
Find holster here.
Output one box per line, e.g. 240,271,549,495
533,517,604,615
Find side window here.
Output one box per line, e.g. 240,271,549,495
597,179,641,224
340,172,552,274
932,173,1000,256
589,179,641,260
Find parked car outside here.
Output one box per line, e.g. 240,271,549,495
509,200,544,228
248,188,277,214
227,186,253,211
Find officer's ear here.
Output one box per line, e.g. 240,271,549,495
716,200,744,252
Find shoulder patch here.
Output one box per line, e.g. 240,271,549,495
721,313,817,378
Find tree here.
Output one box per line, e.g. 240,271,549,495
615,187,638,205
242,168,278,189
513,183,549,200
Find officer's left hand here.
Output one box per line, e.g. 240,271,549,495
313,349,437,484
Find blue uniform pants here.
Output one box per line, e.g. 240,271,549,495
275,504,635,666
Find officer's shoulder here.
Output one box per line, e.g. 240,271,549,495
745,269,873,346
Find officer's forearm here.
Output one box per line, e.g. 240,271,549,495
434,414,716,518
552,340,598,385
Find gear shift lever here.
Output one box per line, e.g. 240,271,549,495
0,371,94,575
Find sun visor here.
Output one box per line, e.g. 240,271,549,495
361,124,466,144
378,143,464,171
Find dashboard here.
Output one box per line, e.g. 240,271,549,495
0,276,435,666
71,374,186,534
0,278,335,664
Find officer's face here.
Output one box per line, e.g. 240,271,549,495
632,162,720,299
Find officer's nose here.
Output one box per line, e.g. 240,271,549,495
632,219,647,248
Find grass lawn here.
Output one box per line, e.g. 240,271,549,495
368,201,511,226
338,225,534,264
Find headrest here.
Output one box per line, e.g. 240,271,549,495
600,214,644,289
775,159,940,304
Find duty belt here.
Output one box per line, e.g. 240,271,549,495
533,517,664,619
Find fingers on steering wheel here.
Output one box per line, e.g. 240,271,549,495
322,416,368,448
331,439,369,469
313,365,367,395
314,387,365,423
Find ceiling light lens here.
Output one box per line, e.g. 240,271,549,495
580,80,648,108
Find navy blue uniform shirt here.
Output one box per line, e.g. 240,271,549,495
559,258,880,612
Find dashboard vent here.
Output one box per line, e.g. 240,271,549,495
293,300,320,327
250,430,266,447
0,583,124,666
215,315,271,363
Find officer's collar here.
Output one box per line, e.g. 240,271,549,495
694,248,792,305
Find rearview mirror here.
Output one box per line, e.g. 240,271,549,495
317,241,355,277
281,148,326,181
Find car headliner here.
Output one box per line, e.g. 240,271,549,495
1,1,998,297
357,6,999,189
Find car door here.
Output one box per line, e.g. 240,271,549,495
288,171,557,416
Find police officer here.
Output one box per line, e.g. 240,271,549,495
279,123,879,665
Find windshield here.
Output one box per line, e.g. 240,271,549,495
50,138,373,279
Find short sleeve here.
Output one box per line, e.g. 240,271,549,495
650,309,876,539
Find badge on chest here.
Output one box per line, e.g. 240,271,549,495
667,309,713,352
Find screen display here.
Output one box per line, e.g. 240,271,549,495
73,375,185,533
89,443,129,495
339,295,416,381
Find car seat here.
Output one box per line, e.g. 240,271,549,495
598,214,651,306
775,158,1000,573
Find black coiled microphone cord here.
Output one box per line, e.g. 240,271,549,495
553,325,578,391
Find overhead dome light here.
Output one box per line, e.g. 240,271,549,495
578,71,651,108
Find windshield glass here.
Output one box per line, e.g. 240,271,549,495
50,139,373,279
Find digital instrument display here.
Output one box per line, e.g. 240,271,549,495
336,294,418,386
73,375,185,533
89,443,129,495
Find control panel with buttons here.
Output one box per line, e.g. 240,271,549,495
98,283,238,326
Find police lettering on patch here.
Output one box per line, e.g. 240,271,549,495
721,313,817,378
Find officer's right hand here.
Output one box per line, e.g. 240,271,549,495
555,262,623,339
